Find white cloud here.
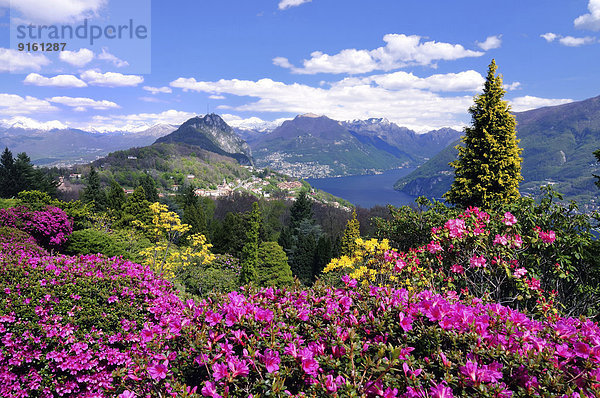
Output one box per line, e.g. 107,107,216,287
509,96,573,112
0,116,69,130
97,48,129,68
0,48,50,73
368,70,485,92
574,0,600,31
0,0,106,23
274,34,484,74
80,70,144,87
170,75,474,131
476,35,502,51
278,0,312,10
0,93,58,115
24,73,88,88
143,86,173,94
541,33,558,42
209,94,226,99
59,48,95,67
48,96,119,110
541,32,596,46
558,35,596,46
503,82,521,91
84,110,196,132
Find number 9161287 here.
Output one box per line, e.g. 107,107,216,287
17,43,67,51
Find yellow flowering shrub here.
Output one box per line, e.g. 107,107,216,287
138,203,214,278
323,237,436,290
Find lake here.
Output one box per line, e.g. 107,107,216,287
306,168,419,208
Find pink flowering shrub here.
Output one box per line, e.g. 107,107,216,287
0,205,73,248
0,231,187,397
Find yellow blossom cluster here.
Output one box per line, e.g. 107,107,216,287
138,203,214,278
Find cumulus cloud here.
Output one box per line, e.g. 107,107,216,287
24,73,88,88
541,32,596,46
0,48,50,73
574,0,600,31
143,86,173,94
278,0,312,10
541,32,558,42
170,75,475,131
509,96,573,112
97,48,129,68
476,35,502,50
48,96,119,110
59,48,95,67
0,0,106,23
80,70,144,87
274,34,484,74
0,93,58,115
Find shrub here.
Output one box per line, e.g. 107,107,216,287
177,253,241,297
62,228,150,263
0,205,73,248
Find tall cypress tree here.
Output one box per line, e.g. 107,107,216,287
139,174,159,203
106,179,126,213
445,60,522,209
239,202,261,285
340,210,360,256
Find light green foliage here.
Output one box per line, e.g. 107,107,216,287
340,210,360,256
116,186,152,229
445,60,523,209
63,228,149,263
17,190,93,230
256,241,293,287
240,202,261,284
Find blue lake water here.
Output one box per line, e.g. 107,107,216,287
306,168,419,208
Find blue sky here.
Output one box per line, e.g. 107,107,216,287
0,0,599,132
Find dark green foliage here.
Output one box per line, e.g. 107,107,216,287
177,254,241,297
594,148,600,189
289,190,313,229
81,166,106,211
106,179,126,214
211,212,248,257
116,186,152,229
445,60,523,209
256,241,293,287
239,202,261,284
373,197,460,252
139,173,159,203
0,148,58,198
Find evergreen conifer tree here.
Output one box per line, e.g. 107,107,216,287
81,166,106,211
444,60,523,209
117,186,152,229
0,148,17,198
340,210,360,256
139,174,159,203
239,202,261,285
106,179,126,214
256,241,294,287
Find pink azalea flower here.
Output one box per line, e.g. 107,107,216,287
503,212,517,226
148,361,168,380
302,358,319,376
469,255,487,268
118,391,135,398
262,349,280,373
430,383,454,398
325,375,337,392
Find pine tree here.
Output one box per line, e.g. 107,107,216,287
444,60,523,209
340,210,360,256
117,186,152,229
81,166,106,211
289,190,313,229
106,179,126,214
0,148,17,198
139,174,159,203
239,202,261,285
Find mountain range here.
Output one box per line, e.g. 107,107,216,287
248,114,461,178
0,122,176,166
395,94,600,207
